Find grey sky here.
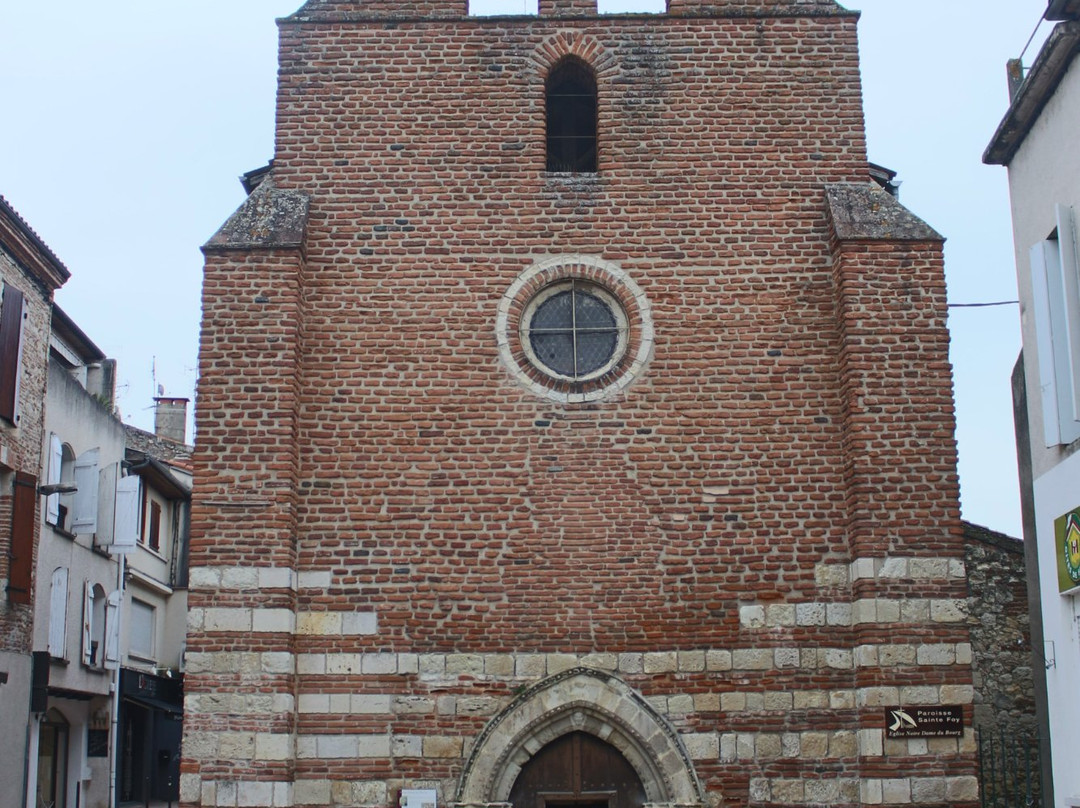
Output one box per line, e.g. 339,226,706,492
0,0,1051,537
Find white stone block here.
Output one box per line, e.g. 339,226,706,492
677,650,705,671
297,654,326,675
683,732,719,760
796,602,826,626
705,650,732,671
739,604,766,628
181,774,202,803
766,604,795,626
221,567,259,589
238,781,274,807
881,778,911,804
299,694,330,714
617,653,644,674
297,570,332,590
256,734,293,761
294,780,331,805
858,729,883,757
393,734,423,757
260,568,295,589
850,557,875,581
357,735,391,757
326,654,362,675
899,686,938,705
253,609,294,633
915,644,955,666
262,652,295,674
353,694,392,714
547,653,578,674
317,735,358,758
206,608,253,632
861,779,884,805
190,568,222,588
343,612,377,635
273,782,294,807
826,603,852,626
643,652,677,673
362,653,397,674
878,557,909,578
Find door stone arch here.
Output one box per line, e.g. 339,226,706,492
454,668,706,808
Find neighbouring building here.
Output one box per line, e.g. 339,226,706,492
184,2,979,808
0,196,69,808
985,2,1080,806
24,303,194,808
29,305,125,808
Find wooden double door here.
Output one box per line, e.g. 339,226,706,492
508,732,647,808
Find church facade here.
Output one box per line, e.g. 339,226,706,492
182,2,977,807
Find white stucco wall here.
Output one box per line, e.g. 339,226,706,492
1001,34,1080,808
1008,55,1080,480
1032,452,1080,806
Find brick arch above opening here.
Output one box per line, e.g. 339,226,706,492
453,668,706,808
532,31,618,81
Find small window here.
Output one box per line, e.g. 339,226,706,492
130,599,155,660
546,58,598,173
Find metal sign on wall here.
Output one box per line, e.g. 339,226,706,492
884,706,964,738
1056,509,1080,594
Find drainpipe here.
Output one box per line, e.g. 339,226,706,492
108,553,126,808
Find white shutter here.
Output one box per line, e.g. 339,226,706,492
1032,241,1065,446
111,476,140,554
81,581,93,666
96,462,118,548
46,434,62,525
103,590,121,670
47,567,68,658
1055,204,1080,420
72,448,100,535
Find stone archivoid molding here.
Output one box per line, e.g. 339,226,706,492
454,667,706,807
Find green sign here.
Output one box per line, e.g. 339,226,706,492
1056,509,1080,594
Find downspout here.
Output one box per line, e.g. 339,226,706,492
108,552,126,808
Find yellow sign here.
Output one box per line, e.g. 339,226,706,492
1056,510,1080,594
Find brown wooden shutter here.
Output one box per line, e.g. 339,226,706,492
0,284,25,424
9,471,37,604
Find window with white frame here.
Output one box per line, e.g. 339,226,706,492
1029,204,1080,446
129,599,155,660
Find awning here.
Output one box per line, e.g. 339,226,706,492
123,693,182,717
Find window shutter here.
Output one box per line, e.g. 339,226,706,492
71,448,100,535
0,284,25,425
46,434,63,525
48,567,69,658
1055,204,1080,420
103,590,121,670
111,475,140,554
8,471,36,604
95,462,118,549
82,580,94,666
1031,241,1065,447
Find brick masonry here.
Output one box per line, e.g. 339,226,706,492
184,2,976,807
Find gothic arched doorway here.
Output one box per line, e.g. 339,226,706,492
509,732,646,808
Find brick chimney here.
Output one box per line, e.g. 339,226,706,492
154,397,189,444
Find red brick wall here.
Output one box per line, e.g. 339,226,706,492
185,6,975,808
